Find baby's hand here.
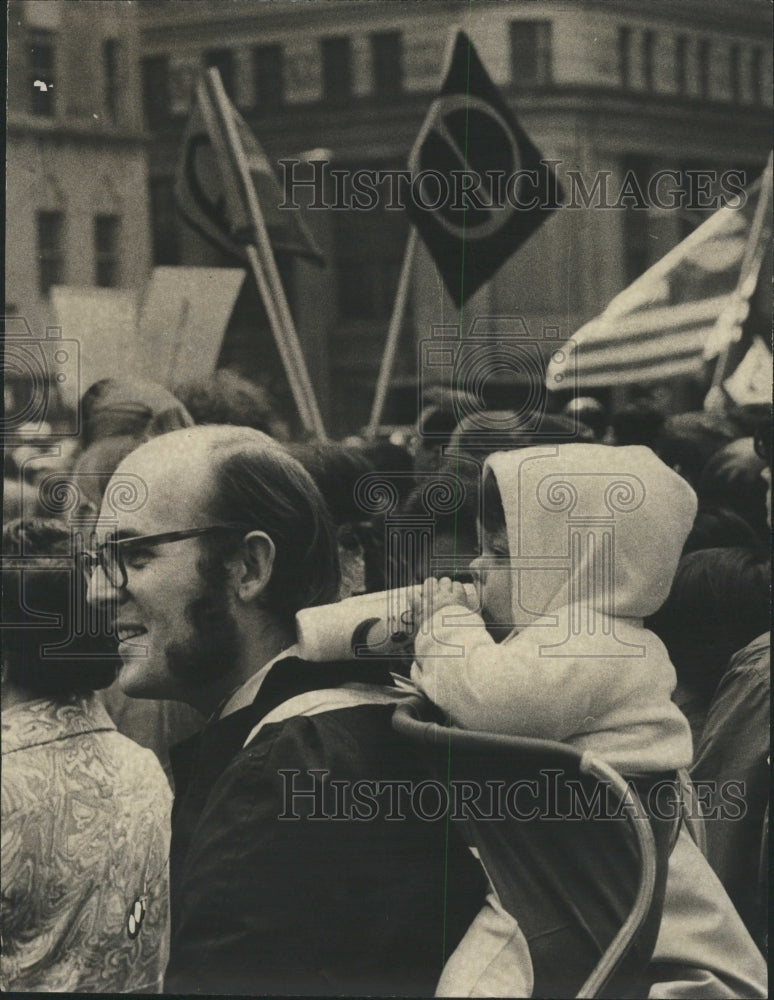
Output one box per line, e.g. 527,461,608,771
410,577,476,629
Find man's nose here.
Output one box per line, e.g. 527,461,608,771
86,563,121,606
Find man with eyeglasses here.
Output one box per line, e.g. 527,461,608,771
85,425,483,996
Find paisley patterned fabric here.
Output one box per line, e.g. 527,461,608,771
1,695,172,993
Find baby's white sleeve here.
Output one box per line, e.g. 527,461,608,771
412,607,595,740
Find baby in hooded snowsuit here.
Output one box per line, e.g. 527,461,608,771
412,443,696,767
411,443,697,996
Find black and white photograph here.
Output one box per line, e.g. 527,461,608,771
2,1,771,995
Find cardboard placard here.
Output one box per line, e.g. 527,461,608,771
136,267,245,387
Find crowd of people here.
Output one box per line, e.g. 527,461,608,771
1,369,770,996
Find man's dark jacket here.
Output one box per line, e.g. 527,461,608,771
165,657,485,996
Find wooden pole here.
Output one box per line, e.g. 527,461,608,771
366,227,418,440
244,244,316,432
205,70,327,439
706,152,772,408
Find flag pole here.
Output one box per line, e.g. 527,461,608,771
244,243,316,431
365,228,418,440
205,70,327,440
705,152,773,408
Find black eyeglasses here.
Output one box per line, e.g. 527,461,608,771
81,526,244,590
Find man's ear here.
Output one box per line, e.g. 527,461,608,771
234,531,276,604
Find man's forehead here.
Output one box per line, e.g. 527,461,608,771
97,437,213,532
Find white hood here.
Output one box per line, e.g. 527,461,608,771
484,444,697,625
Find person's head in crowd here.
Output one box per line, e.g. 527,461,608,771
562,397,608,441
655,410,737,486
682,505,768,556
286,441,376,599
80,378,193,449
358,439,416,507
86,427,339,713
2,519,117,703
175,369,291,442
69,435,145,522
647,546,770,712
444,410,593,465
694,438,768,542
285,442,373,525
608,399,665,449
409,405,459,474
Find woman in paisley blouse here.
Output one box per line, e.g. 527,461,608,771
1,519,172,993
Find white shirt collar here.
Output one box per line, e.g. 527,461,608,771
218,644,300,720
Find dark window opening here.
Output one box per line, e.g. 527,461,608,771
94,214,121,288
750,49,763,105
322,36,352,102
729,45,741,103
675,36,688,95
642,31,655,92
618,27,632,90
252,44,284,112
334,171,408,321
103,38,120,122
510,20,552,85
37,211,65,295
149,177,180,266
698,40,711,99
29,30,56,116
141,55,170,128
621,156,652,284
371,31,403,98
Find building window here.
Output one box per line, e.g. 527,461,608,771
204,48,235,99
141,55,171,128
252,44,284,112
675,35,688,95
728,45,741,103
37,211,65,295
94,215,120,288
618,26,632,89
642,30,655,92
334,167,408,320
750,48,763,105
697,40,711,99
510,20,552,85
29,30,56,116
149,178,180,266
103,38,120,122
169,63,197,116
321,36,352,102
371,31,403,98
621,156,651,284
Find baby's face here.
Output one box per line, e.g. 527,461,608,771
469,524,513,642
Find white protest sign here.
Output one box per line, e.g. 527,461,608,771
136,267,245,388
50,286,140,409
